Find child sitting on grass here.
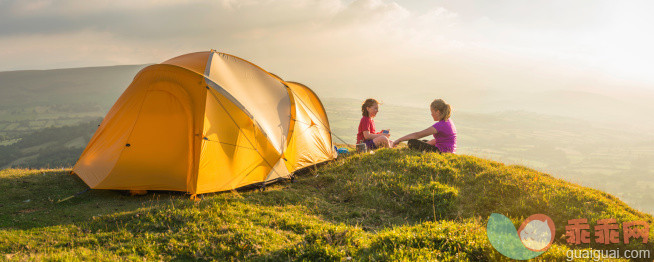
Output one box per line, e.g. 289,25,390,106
392,99,456,153
356,98,391,150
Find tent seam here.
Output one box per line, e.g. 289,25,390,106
206,89,285,180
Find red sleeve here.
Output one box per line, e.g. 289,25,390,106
366,118,376,134
358,117,371,133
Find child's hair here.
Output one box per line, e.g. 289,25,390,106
430,99,452,121
361,98,379,117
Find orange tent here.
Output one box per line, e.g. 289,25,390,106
73,50,336,194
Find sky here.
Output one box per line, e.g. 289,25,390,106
1,0,653,97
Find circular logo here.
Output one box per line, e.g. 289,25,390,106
487,213,556,260
517,214,556,252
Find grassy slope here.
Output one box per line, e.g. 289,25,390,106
1,150,653,261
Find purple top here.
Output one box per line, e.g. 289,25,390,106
432,120,457,153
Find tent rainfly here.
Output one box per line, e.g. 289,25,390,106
72,50,336,195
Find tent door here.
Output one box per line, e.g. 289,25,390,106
114,88,192,190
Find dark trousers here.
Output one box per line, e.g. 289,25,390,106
408,139,440,153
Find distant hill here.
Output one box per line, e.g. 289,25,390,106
0,65,146,108
390,87,654,131
0,150,651,260
0,65,146,140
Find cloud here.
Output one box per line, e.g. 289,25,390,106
0,30,171,69
1,0,653,95
0,0,463,70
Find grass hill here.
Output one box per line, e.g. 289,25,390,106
1,149,652,261
325,98,654,215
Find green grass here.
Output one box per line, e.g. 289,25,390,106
1,149,652,261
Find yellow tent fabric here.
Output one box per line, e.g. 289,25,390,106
284,82,337,171
72,50,336,195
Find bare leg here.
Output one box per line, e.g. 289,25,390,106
373,136,391,148
427,139,436,146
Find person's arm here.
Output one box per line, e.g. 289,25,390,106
392,127,437,147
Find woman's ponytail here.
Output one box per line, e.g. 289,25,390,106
430,99,451,121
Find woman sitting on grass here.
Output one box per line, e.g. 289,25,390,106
392,99,456,153
357,98,391,150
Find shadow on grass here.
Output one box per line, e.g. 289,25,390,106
0,169,189,230
224,170,458,232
